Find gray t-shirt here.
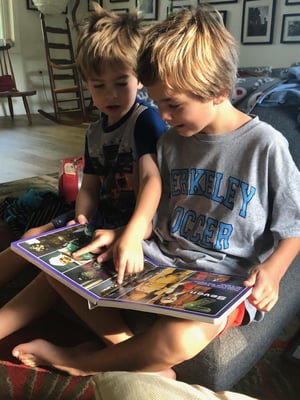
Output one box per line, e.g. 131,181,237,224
144,116,300,278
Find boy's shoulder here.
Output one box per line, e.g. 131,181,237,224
135,99,167,130
137,88,157,110
85,118,102,135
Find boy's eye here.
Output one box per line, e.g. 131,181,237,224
169,103,180,109
117,82,128,87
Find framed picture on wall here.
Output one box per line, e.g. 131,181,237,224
285,0,300,5
241,0,276,45
281,14,300,43
136,0,158,20
197,0,237,4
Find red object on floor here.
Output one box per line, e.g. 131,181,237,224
58,157,84,204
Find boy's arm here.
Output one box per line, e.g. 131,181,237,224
73,173,100,224
113,153,162,283
244,237,300,312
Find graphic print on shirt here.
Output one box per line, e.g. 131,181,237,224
169,168,256,252
91,142,136,226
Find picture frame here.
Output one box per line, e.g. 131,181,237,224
285,0,300,5
241,0,276,45
88,0,103,11
26,0,38,11
197,0,237,4
136,0,158,20
281,14,300,43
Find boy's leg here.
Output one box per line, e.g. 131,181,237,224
0,273,59,340
44,277,134,346
0,222,54,287
12,282,226,376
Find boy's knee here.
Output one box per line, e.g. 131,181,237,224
152,318,207,364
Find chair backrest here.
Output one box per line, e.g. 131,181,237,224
0,44,17,92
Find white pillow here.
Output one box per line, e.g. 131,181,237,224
92,371,258,400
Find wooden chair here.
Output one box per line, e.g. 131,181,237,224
38,14,91,125
0,44,37,125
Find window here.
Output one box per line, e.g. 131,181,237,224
0,0,15,46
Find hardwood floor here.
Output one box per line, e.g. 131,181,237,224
0,114,87,183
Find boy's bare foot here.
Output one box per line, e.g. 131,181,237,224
12,340,101,376
12,339,177,379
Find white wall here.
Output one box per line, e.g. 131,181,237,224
1,0,299,118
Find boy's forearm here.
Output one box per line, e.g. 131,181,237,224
123,174,161,241
75,188,98,221
264,237,300,279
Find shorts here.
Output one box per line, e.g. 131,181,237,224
219,302,246,335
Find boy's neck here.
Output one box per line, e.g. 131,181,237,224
205,101,252,135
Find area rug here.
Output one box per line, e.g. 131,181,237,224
0,173,58,202
0,174,299,400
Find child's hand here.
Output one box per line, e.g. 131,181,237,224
113,235,144,284
67,214,88,226
244,263,280,312
73,228,118,261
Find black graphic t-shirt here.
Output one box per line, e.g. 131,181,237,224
84,100,167,228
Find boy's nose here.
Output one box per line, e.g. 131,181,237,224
160,110,172,123
105,87,118,99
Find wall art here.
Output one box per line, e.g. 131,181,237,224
281,13,300,43
241,0,276,44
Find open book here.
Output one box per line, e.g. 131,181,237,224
11,224,252,325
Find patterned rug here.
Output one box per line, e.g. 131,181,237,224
0,174,299,400
0,173,58,202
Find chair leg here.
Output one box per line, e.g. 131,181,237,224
22,96,32,125
7,96,14,119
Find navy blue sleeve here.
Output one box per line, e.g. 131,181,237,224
134,103,168,159
83,136,95,174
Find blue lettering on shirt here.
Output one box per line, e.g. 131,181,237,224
169,168,256,251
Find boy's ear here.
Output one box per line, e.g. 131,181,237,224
213,94,228,105
137,82,144,90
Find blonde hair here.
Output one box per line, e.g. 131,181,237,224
76,3,145,80
137,4,238,99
